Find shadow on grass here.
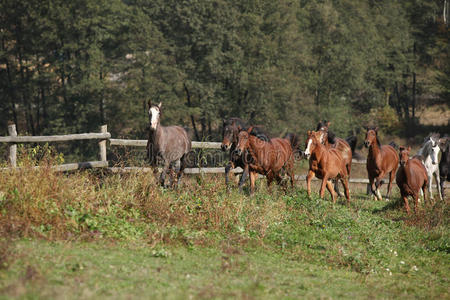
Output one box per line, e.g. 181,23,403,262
370,197,409,222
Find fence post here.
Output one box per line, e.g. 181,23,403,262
99,125,107,162
8,124,17,168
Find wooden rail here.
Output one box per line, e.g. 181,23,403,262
109,139,222,150
2,124,108,170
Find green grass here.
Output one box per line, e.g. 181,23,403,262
0,166,448,299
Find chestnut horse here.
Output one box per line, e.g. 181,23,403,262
396,146,428,214
316,121,356,196
304,131,350,204
221,117,270,190
236,127,294,194
364,127,399,201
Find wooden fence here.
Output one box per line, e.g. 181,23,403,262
1,124,448,188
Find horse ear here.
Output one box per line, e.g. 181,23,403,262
326,121,331,127
307,130,311,136
158,102,162,109
148,100,152,108
247,126,253,133
374,127,379,132
407,146,411,151
237,124,242,131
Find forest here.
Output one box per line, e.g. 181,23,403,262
1,0,449,150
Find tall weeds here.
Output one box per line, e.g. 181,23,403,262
0,146,287,243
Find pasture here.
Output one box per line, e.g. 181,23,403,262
0,160,448,299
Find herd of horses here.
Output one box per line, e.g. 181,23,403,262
146,101,449,214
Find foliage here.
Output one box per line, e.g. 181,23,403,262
0,0,448,157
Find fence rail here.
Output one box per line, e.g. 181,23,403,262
1,124,449,188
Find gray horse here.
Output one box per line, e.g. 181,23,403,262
146,101,191,187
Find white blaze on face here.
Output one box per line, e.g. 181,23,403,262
304,138,313,157
430,139,440,164
149,107,160,129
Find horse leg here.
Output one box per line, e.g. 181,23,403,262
325,180,336,203
225,161,232,188
369,177,377,200
385,171,396,201
403,195,411,215
159,162,170,187
340,177,351,206
439,174,445,200
238,164,249,192
434,171,443,201
375,178,383,201
422,181,428,206
334,179,344,198
427,172,434,200
249,171,257,195
306,170,315,198
288,167,295,190
319,176,329,199
176,155,188,187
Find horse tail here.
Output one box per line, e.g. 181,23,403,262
389,141,399,150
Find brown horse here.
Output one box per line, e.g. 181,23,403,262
304,131,350,204
364,127,399,201
316,121,355,196
236,127,294,194
221,117,270,190
396,146,428,214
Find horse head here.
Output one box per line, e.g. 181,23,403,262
221,118,247,151
304,130,319,159
427,133,440,165
236,126,253,156
364,127,378,148
422,133,441,165
399,146,411,166
316,120,331,132
148,101,162,130
438,136,449,153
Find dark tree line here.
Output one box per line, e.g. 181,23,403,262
1,0,448,151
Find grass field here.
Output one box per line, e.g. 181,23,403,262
0,160,449,299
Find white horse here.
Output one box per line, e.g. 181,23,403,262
416,133,442,201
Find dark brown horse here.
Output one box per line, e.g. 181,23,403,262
438,136,449,199
364,127,399,201
146,101,191,187
316,121,356,196
396,146,428,214
236,127,294,194
304,131,350,204
221,118,270,190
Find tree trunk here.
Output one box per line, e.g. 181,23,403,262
184,83,200,140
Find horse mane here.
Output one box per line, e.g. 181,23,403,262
249,126,270,142
389,141,399,150
223,117,270,142
224,117,247,128
316,120,329,131
316,120,337,144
